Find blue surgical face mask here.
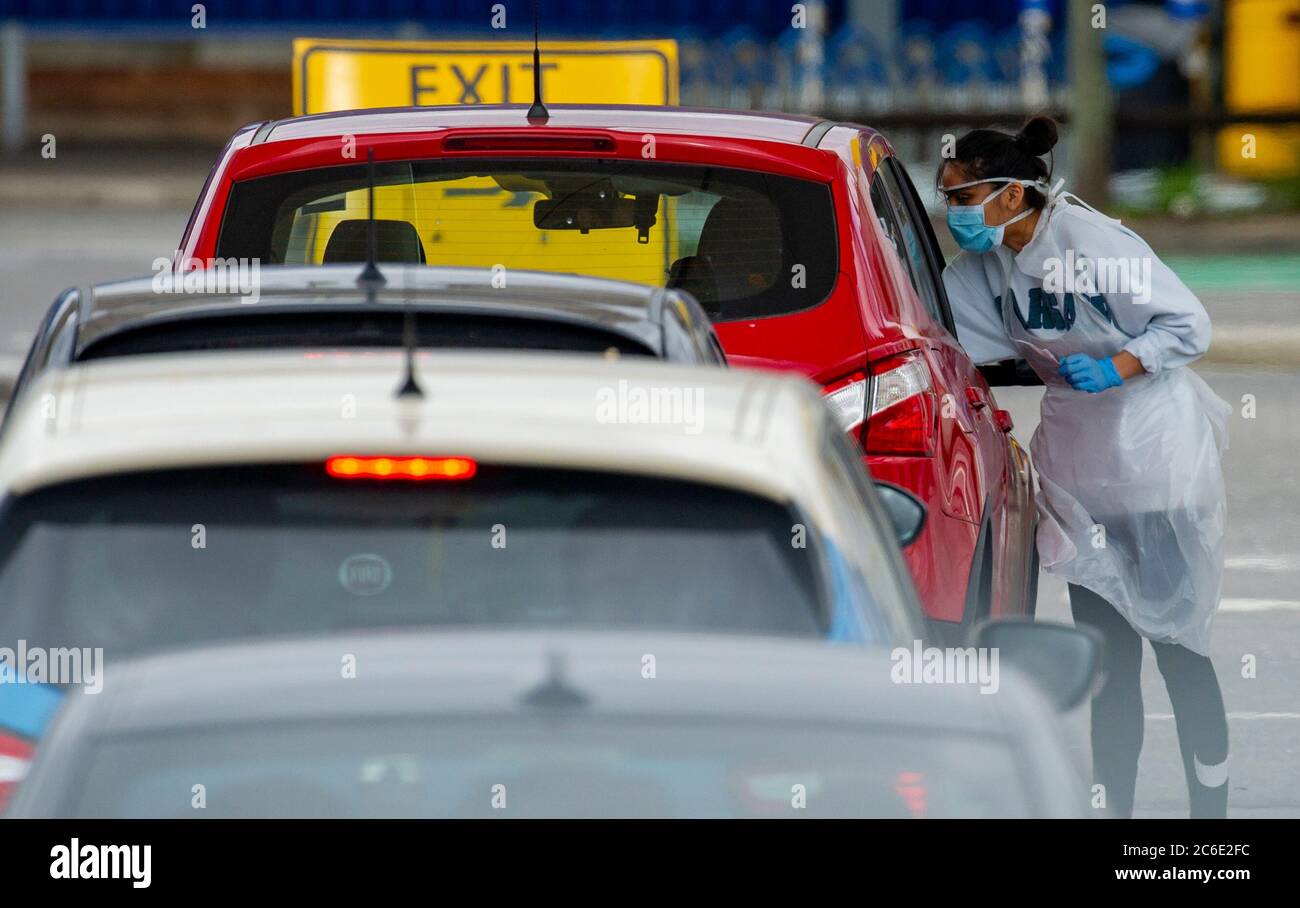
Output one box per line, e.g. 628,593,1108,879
944,179,1037,253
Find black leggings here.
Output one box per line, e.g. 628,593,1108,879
1068,584,1229,818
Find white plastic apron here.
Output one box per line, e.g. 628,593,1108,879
996,250,1231,655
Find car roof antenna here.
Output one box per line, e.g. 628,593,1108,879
357,147,386,296
521,651,589,711
395,303,424,399
525,0,549,124
349,146,421,400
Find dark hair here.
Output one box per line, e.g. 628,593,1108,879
937,115,1059,210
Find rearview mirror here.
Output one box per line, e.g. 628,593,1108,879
874,483,927,548
534,191,658,239
975,619,1102,712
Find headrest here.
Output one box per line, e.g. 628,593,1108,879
322,219,427,264
694,197,783,298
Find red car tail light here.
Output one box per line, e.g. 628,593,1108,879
326,456,478,481
893,770,929,818
864,354,937,457
821,372,869,434
0,732,33,812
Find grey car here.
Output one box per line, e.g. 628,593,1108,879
6,630,1092,819
6,264,726,423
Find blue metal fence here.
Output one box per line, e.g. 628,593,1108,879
0,0,845,36
1,1,1072,112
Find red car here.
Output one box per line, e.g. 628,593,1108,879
174,104,1038,633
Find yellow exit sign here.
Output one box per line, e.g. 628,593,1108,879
292,38,680,115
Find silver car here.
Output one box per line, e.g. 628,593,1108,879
6,631,1091,819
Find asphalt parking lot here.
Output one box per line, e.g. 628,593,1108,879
999,370,1300,818
1,200,1297,818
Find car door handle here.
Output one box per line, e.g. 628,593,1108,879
964,387,988,410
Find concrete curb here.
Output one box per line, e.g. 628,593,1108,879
1201,328,1300,369
0,174,202,209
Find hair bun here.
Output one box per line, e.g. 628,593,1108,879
1015,115,1059,156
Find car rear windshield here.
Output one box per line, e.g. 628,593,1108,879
217,158,838,322
0,465,827,659
78,311,657,361
66,719,1027,818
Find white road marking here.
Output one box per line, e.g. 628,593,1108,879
1054,591,1300,612
1220,598,1300,612
1148,712,1300,721
1226,555,1300,573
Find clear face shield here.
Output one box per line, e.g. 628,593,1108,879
938,176,1053,206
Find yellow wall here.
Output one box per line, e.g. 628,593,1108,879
1218,0,1300,177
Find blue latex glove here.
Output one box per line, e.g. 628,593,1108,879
1058,354,1124,393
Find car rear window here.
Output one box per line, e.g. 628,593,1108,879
0,465,827,659
77,311,657,361
216,158,837,322
65,719,1028,818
